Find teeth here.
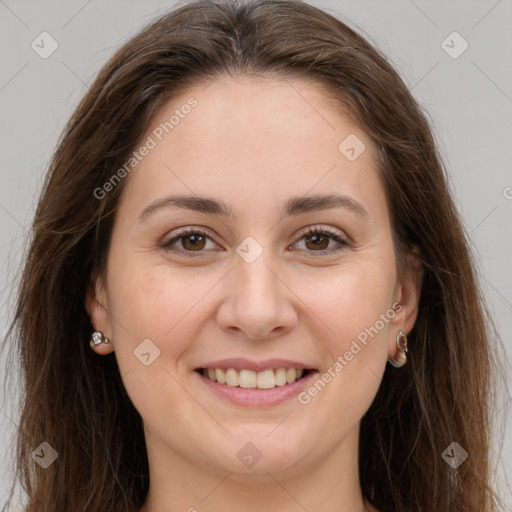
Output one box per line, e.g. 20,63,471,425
239,369,256,388
275,368,287,386
201,367,307,389
216,368,226,384
257,369,275,389
225,368,238,387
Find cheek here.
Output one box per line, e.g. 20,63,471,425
295,255,396,413
293,269,393,434
304,259,396,348
105,256,227,375
105,260,209,424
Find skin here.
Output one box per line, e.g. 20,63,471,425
86,75,421,512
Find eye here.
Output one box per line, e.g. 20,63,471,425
291,226,350,255
161,227,219,256
161,225,350,257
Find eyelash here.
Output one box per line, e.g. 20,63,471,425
161,226,350,257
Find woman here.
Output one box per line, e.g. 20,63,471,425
2,0,505,510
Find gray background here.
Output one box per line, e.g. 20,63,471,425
1,0,511,508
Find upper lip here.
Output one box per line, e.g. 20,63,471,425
196,358,315,372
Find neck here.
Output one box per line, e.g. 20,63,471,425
140,425,378,512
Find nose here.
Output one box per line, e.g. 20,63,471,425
216,252,298,341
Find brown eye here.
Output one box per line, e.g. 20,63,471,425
162,226,349,258
304,232,330,251
293,227,350,255
180,233,206,251
162,228,217,256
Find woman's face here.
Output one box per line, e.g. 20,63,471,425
87,75,419,481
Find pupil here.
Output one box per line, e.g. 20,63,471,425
184,234,204,250
308,234,328,250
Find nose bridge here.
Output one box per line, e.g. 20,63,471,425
234,247,283,310
234,232,279,291
236,250,280,298
218,241,297,339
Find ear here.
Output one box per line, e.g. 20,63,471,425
388,247,423,358
84,271,115,355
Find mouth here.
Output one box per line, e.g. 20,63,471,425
193,358,319,406
194,367,313,390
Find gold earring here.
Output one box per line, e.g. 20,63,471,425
389,330,408,368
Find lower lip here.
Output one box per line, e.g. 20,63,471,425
194,369,319,407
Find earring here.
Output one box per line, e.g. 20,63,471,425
388,330,408,368
90,331,111,346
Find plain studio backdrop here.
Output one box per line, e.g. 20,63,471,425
0,0,511,508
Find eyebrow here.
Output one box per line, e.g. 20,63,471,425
137,193,368,222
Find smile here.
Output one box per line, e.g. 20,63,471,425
197,367,310,389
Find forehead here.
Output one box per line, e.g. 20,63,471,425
117,75,385,221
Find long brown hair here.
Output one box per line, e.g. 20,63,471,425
2,0,505,510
